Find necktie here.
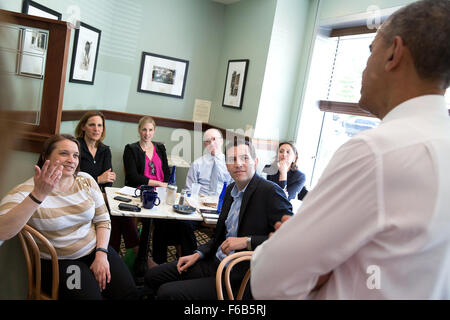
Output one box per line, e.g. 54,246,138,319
209,157,219,195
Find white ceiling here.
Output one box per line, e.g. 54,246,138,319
212,0,241,5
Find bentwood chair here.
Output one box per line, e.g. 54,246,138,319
17,224,59,300
216,251,253,300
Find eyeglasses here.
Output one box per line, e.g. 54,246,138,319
149,160,156,175
204,137,222,144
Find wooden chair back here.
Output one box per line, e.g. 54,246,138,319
216,251,253,300
17,224,59,300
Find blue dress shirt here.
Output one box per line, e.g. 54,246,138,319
185,153,233,196
216,183,248,261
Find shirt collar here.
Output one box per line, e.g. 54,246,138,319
382,95,448,124
231,181,249,199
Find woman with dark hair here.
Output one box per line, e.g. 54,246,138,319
75,112,131,263
75,111,115,192
0,134,137,299
263,141,306,200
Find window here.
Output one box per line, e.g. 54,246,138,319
296,29,378,188
297,21,450,189
311,113,379,186
328,33,375,103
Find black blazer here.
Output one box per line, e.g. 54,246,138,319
264,165,306,200
123,141,170,188
77,137,113,191
198,173,293,259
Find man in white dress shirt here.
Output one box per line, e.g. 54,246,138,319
251,0,450,299
185,128,233,196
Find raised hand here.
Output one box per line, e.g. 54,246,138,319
32,160,63,201
277,159,290,175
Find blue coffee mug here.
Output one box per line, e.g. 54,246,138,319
135,185,154,202
142,190,160,209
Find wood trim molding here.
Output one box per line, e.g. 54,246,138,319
61,109,224,134
330,25,377,38
319,100,376,118
15,132,52,153
61,109,280,151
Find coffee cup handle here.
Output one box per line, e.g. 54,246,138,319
134,188,140,197
154,197,160,206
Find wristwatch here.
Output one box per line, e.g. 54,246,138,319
95,247,108,254
246,237,252,250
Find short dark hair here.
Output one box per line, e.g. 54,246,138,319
380,0,450,88
225,136,257,160
37,134,81,174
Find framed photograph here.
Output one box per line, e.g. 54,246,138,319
16,28,48,78
137,52,189,99
69,22,101,85
222,59,249,109
22,0,62,20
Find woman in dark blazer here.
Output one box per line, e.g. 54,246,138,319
263,141,306,200
75,111,116,192
123,116,182,267
75,111,139,256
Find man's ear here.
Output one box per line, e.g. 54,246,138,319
385,36,404,71
254,157,259,169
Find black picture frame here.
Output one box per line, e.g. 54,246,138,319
69,22,101,85
137,52,189,99
22,0,62,20
222,59,249,110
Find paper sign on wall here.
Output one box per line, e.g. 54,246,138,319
193,99,211,123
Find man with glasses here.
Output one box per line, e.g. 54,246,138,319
185,128,233,196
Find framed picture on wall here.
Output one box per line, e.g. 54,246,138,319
22,0,62,20
137,52,189,99
69,22,101,85
222,59,249,110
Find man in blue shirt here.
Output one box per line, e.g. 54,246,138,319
185,128,233,196
144,137,293,299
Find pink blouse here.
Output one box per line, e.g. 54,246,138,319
144,144,165,182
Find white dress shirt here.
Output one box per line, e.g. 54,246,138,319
185,153,232,196
251,95,450,299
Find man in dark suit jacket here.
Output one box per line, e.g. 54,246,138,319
144,137,293,299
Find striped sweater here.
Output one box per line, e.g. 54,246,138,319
0,172,111,259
